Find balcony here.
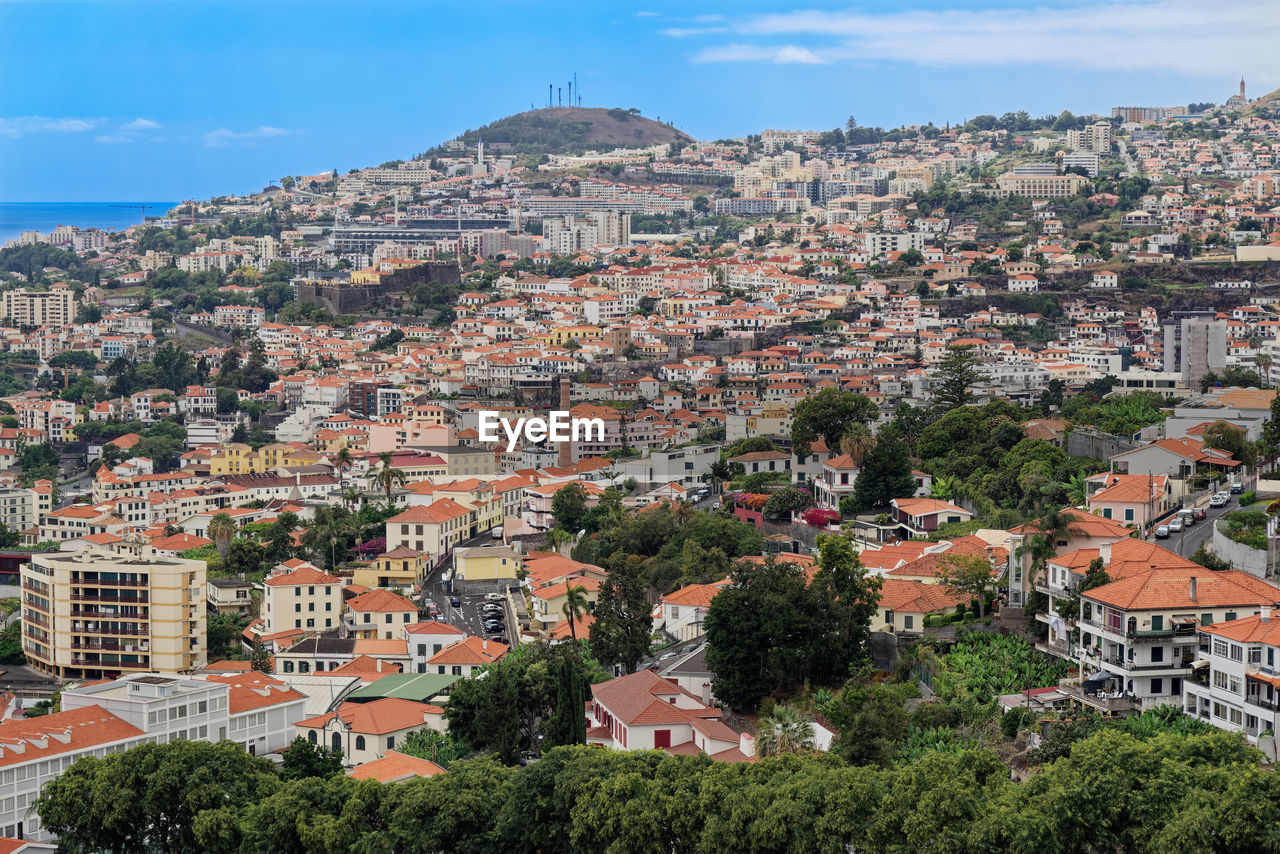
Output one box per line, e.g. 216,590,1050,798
73,625,148,636
72,577,148,588
71,641,150,652
71,593,149,605
1057,679,1140,713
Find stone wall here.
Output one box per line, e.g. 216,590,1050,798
1212,522,1268,579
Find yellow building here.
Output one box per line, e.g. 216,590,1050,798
210,442,321,475
21,542,207,679
353,546,427,589
454,545,522,593
539,325,604,347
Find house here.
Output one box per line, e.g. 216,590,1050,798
1085,473,1173,528
658,580,729,641
888,498,972,537
586,669,754,762
727,450,791,475
1109,437,1241,480
343,589,419,640
873,578,970,634
425,636,508,677
1186,608,1280,744
1005,508,1136,609
1069,567,1280,714
294,697,446,767
259,559,343,636
207,576,254,616
405,622,466,674
530,576,602,636
453,545,522,595
815,454,858,511
352,546,427,590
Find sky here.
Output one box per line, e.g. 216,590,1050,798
1,0,1275,201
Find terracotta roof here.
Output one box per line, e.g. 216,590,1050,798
427,636,508,666
0,706,144,768
347,589,417,613
327,655,402,677
1085,568,1280,611
877,578,970,613
201,672,307,714
1201,613,1280,644
662,580,729,608
346,750,444,782
263,562,341,587
294,697,443,735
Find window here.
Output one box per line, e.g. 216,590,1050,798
1231,644,1244,662
385,614,393,624
198,700,207,714
1214,669,1229,690
1150,646,1164,663
1230,675,1243,695
903,615,914,630
332,732,342,753
452,666,463,676
1151,678,1163,694
355,736,366,751
1249,647,1263,665
654,729,671,749
417,644,426,657
1227,612,1238,623
1213,639,1230,658
1151,616,1163,631
1124,508,1134,521
387,736,395,749
1230,707,1244,725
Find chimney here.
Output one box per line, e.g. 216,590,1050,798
739,730,755,758
557,376,572,469
1190,575,1198,602
1099,541,1112,566
1263,604,1273,623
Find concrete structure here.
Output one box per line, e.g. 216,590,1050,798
1163,312,1227,390
21,543,208,679
1,288,76,329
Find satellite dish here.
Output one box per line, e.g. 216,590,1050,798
577,529,587,540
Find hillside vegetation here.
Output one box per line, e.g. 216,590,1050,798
426,107,692,157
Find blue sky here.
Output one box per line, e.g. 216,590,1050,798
1,0,1273,201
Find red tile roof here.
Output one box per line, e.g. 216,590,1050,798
346,750,444,782
0,706,143,768
294,697,443,735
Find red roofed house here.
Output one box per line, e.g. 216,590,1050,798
873,578,971,634
259,559,343,636
426,636,508,677
587,669,754,762
1190,609,1280,745
343,589,419,640
405,622,466,673
658,580,729,641
888,498,972,538
294,697,445,767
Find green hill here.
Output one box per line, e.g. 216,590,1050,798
428,107,691,157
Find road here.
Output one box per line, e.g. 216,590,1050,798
1155,492,1238,558
417,531,515,645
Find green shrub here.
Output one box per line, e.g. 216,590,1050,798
1240,490,1256,507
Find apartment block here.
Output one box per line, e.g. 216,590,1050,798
20,544,207,680
1,288,76,329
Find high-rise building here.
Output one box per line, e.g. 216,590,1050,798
1163,311,1227,389
1,287,76,328
1065,121,1112,154
21,542,207,679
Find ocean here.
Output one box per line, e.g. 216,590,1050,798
0,202,180,245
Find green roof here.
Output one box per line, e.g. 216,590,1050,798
343,673,460,703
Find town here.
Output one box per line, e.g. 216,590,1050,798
3,75,1280,851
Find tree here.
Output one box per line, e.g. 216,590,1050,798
933,344,988,410
35,740,281,854
756,704,815,757
551,482,589,532
400,729,470,767
207,613,248,660
280,735,343,779
937,552,995,618
546,653,589,748
207,512,237,561
249,638,272,672
839,423,876,467
763,485,816,521
1202,419,1258,468
826,673,918,766
590,555,653,674
1057,557,1112,620
561,584,590,641
792,388,877,455
851,425,916,511
374,451,406,506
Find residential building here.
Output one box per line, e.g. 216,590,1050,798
1186,609,1280,743
1,288,76,328
258,559,343,636
343,589,418,640
294,698,446,767
21,543,207,679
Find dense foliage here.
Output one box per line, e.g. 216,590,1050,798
36,730,1279,854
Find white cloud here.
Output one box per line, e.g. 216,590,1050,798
203,126,289,147
634,9,658,16
679,0,1280,76
0,116,100,139
695,43,827,64
95,117,163,143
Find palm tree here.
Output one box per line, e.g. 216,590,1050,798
1257,353,1272,388
547,527,574,554
208,512,237,561
562,584,589,641
373,451,406,507
756,704,815,757
929,474,961,501
342,486,363,512
1020,506,1075,588
839,424,876,467
1063,472,1089,507
334,446,353,491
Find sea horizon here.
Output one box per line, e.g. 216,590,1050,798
0,201,180,246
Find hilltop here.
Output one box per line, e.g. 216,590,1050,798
425,107,692,157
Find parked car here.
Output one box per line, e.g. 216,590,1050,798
449,596,461,608
1209,493,1228,508
1178,508,1196,526
484,593,504,602
483,622,505,633
1195,508,1207,521
1231,482,1244,494
1168,518,1183,533
1155,525,1170,539
482,604,503,615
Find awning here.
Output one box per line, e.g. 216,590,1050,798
1083,670,1121,684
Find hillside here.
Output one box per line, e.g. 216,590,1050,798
428,107,691,157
